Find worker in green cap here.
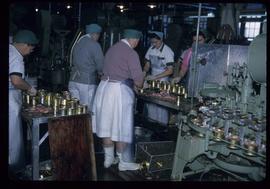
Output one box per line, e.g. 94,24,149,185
9,29,38,173
92,29,144,171
69,23,104,116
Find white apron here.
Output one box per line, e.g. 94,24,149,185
146,55,169,125
9,89,25,171
92,79,135,143
68,81,97,112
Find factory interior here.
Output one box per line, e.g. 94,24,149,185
8,2,267,181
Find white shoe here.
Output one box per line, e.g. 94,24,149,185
118,161,140,171
117,152,140,171
104,146,115,168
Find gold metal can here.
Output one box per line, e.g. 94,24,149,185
172,85,176,93
166,84,171,93
26,94,31,105
38,89,46,96
76,105,82,114
31,96,37,107
40,94,45,105
53,107,58,116
68,100,75,109
177,96,181,106
81,105,87,114
59,107,66,116
62,91,70,98
46,93,52,106
156,80,160,89
67,108,74,116
177,86,181,95
151,80,156,89
61,98,67,107
53,98,60,108
181,87,186,95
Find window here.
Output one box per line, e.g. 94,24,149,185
244,22,261,41
184,17,207,30
239,12,266,41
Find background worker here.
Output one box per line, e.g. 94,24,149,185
171,31,206,86
69,23,104,113
143,31,174,125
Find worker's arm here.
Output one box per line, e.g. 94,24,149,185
143,59,150,77
153,66,173,80
10,75,36,95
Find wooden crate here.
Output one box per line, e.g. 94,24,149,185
48,114,96,180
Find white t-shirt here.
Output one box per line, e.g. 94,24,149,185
9,44,25,89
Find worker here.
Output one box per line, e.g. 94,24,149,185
9,30,38,172
171,31,206,86
143,31,174,125
69,23,104,113
92,29,144,171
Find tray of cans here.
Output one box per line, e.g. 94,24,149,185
22,89,87,116
138,80,188,105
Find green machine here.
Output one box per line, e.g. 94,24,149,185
171,33,266,181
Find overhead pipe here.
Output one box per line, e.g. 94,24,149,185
78,2,82,28
175,3,216,10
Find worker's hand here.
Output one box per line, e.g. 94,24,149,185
27,86,37,96
143,81,149,89
171,77,181,84
133,85,139,94
142,71,147,78
145,75,156,81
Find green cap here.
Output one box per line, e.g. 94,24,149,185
85,23,102,34
123,29,142,39
13,30,39,45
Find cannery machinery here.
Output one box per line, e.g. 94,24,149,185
171,33,266,181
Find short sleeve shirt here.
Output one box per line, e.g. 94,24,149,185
145,43,174,69
9,44,24,88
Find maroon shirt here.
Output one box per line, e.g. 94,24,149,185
102,41,144,86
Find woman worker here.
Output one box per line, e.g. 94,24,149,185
92,29,144,171
143,31,174,125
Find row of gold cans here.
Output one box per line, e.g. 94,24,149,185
23,90,87,115
145,80,187,95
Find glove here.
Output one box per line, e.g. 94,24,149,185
145,75,156,81
28,86,37,96
171,77,181,84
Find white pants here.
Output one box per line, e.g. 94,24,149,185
92,80,134,143
68,81,97,112
9,89,25,171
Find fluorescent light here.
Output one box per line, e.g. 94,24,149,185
188,15,210,18
67,5,71,9
117,5,124,9
207,12,215,17
148,4,156,9
35,8,39,12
